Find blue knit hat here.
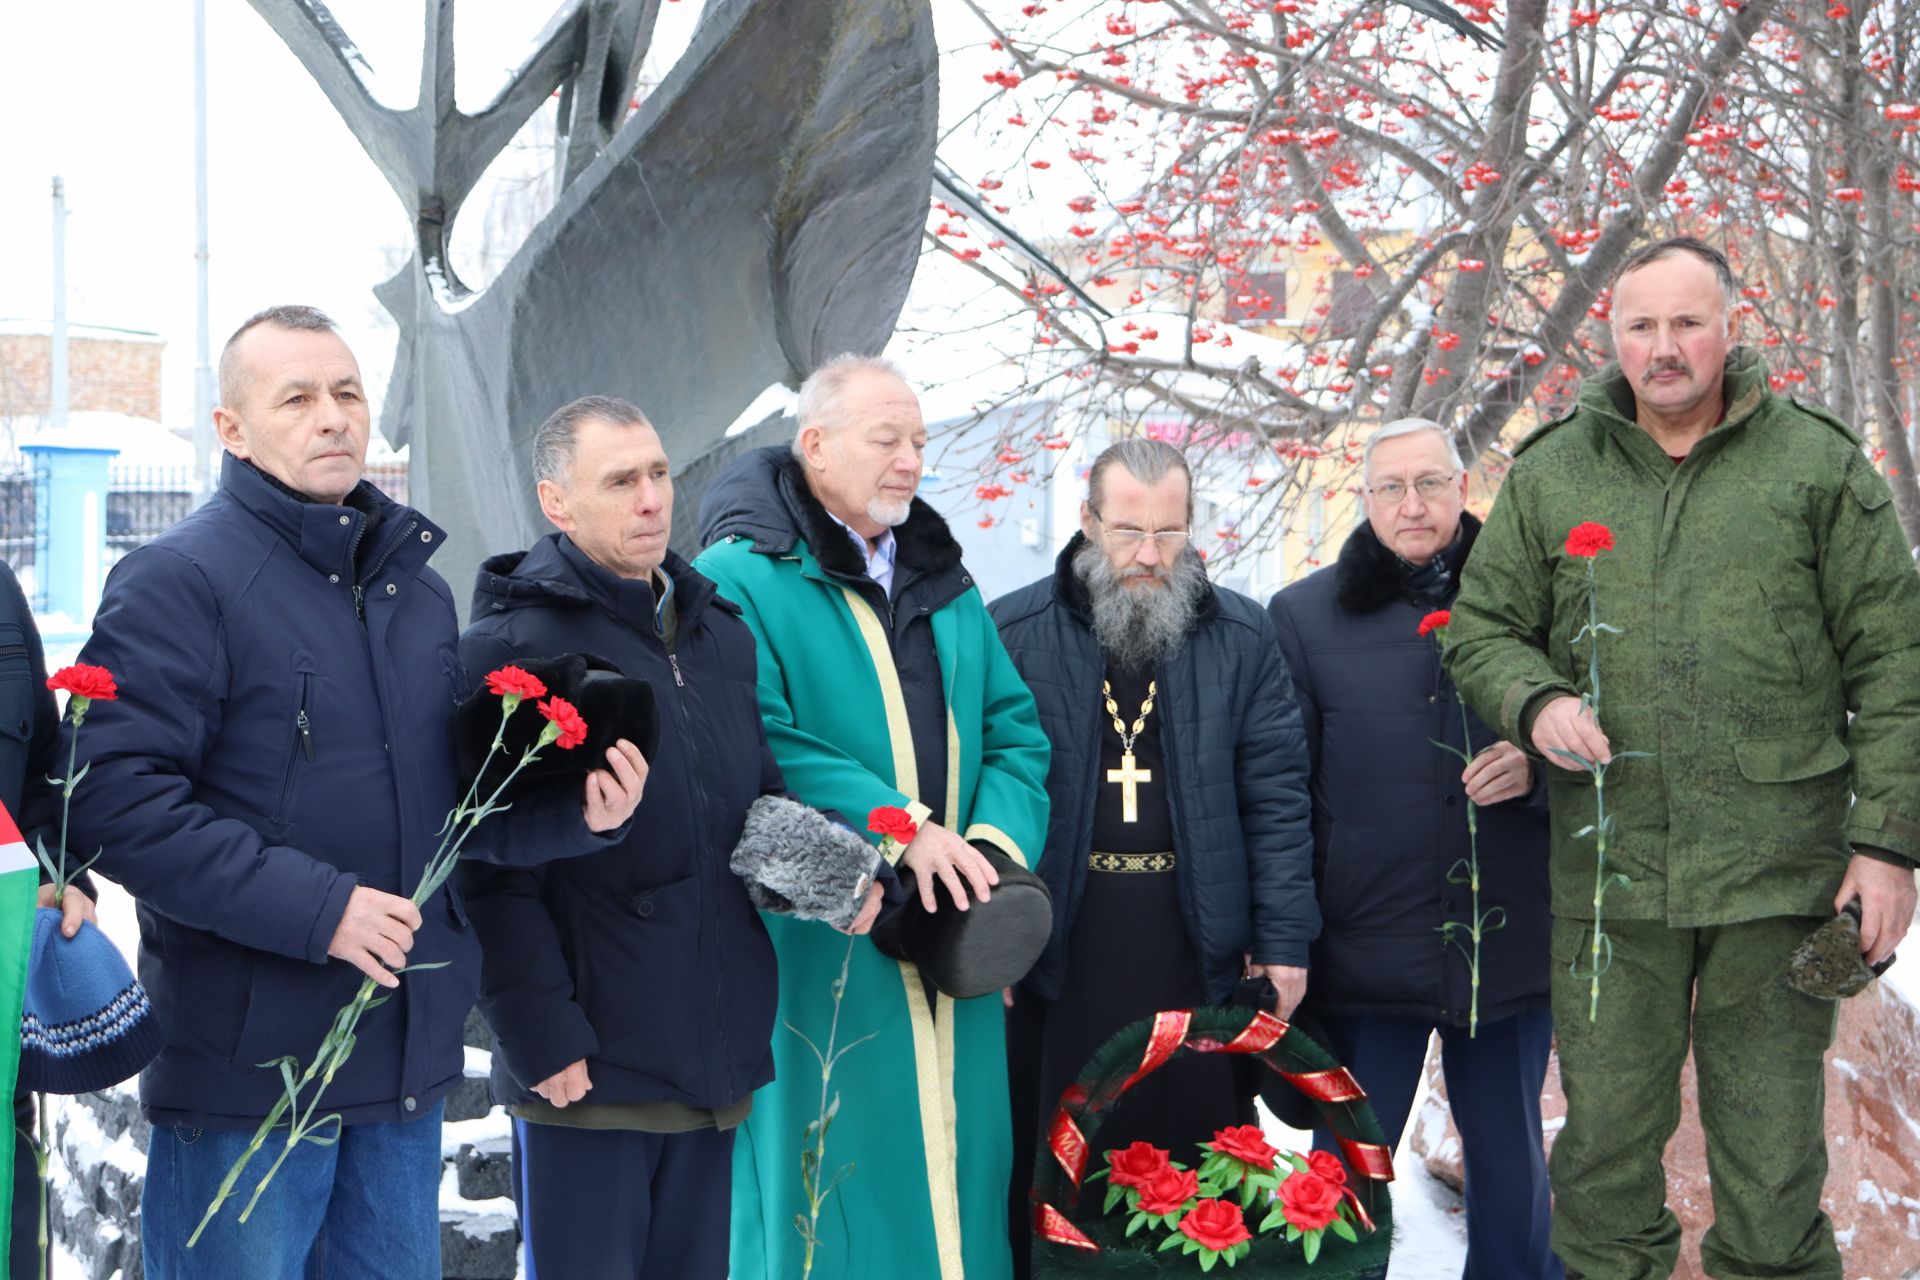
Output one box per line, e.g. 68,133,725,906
19,908,163,1095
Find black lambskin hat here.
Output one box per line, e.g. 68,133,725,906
455,653,659,801
869,845,1053,1000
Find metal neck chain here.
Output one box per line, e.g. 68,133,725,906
1101,678,1158,754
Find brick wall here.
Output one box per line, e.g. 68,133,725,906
0,332,165,422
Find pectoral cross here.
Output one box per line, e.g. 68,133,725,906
1107,752,1152,824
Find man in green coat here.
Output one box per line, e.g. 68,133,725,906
1445,236,1920,1279
695,354,1051,1280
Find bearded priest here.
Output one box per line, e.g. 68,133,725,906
991,438,1317,1274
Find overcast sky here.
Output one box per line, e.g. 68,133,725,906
0,2,722,433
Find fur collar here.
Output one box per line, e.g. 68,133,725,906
1333,512,1481,613
776,452,965,579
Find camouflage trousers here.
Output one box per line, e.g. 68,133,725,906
1547,916,1841,1280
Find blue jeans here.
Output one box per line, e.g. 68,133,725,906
142,1102,443,1280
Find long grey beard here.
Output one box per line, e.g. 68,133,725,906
1073,538,1208,673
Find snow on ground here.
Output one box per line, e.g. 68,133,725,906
1258,1033,1468,1278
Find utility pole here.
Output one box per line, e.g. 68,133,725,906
50,177,68,430
193,0,215,504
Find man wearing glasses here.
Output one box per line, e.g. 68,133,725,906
993,438,1314,1275
1269,418,1558,1276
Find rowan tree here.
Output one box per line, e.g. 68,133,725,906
924,0,1920,554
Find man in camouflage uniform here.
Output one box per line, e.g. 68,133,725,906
1444,236,1920,1279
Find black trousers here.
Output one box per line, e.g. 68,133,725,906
512,1119,735,1280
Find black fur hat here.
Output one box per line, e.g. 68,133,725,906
456,653,659,801
870,846,1054,1000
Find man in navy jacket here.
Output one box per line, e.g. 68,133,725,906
65,307,646,1279
1269,418,1558,1278
459,395,883,1279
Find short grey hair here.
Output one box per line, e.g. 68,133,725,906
792,353,910,458
1612,235,1736,310
1362,418,1465,482
1087,437,1194,520
217,304,337,410
532,395,652,487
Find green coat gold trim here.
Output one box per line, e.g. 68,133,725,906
696,530,1051,1280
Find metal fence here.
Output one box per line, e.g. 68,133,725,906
104,461,411,556
0,458,411,597
0,460,44,580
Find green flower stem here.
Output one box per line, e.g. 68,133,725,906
1589,764,1609,1023
798,935,860,1280
52,705,80,896
1580,556,1614,1023
35,1092,49,1280
1459,698,1483,1039
191,704,555,1247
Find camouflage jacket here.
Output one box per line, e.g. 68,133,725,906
1445,347,1920,925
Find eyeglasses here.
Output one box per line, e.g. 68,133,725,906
1096,522,1190,551
1366,473,1457,504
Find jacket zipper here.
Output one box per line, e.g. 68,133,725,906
349,517,420,621
0,644,26,660
275,673,314,820
660,640,731,1095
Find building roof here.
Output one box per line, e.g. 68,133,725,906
0,319,165,345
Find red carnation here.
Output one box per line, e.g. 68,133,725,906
1208,1123,1280,1168
867,805,919,846
1278,1170,1344,1232
1104,1141,1171,1190
1417,609,1452,637
47,664,117,703
537,696,589,750
1177,1197,1252,1252
1305,1149,1348,1187
1565,521,1614,558
485,665,548,700
1136,1165,1200,1217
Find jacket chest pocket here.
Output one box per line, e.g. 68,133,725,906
272,653,321,826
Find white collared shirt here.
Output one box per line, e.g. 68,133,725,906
827,512,898,595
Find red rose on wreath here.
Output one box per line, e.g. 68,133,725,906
485,665,548,700
1136,1165,1200,1217
1208,1123,1280,1168
1305,1149,1348,1187
1416,609,1451,637
1178,1197,1252,1251
47,664,117,703
1105,1141,1171,1190
1565,521,1614,558
867,805,920,846
1278,1169,1344,1232
537,696,590,750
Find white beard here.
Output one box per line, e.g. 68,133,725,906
868,494,912,527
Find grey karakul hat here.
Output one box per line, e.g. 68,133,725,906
730,796,878,931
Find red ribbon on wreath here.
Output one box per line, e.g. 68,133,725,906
1047,1105,1091,1187
1034,1202,1100,1251
1337,1135,1396,1182
1119,1009,1192,1093
1278,1066,1366,1104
